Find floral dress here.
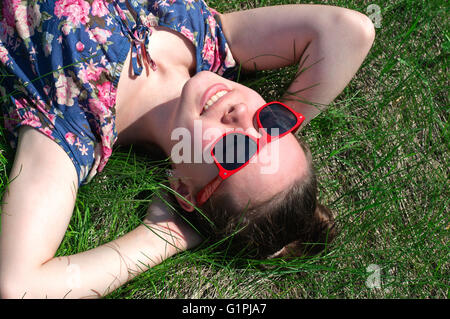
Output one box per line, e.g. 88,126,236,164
0,0,237,187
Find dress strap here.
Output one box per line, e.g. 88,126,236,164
111,0,157,76
130,24,157,76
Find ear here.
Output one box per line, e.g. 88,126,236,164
168,170,197,212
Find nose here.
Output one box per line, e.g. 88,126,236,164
222,103,253,126
222,103,247,121
221,103,261,137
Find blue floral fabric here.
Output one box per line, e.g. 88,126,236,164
0,0,237,187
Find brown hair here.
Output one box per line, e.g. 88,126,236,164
177,137,337,259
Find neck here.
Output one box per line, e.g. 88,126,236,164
116,71,189,158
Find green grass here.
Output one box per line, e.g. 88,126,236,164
0,0,448,298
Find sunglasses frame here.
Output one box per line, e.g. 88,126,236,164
195,101,305,207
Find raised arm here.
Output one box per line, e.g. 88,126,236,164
0,126,199,299
218,4,375,129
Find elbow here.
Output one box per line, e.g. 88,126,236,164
0,278,24,299
0,260,23,298
0,268,35,299
355,12,376,49
334,8,376,49
0,277,41,299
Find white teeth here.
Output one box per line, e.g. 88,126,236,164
203,90,228,113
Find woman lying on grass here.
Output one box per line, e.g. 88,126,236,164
0,0,374,298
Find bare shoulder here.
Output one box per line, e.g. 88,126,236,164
0,126,82,294
2,126,79,225
0,126,79,283
9,126,78,192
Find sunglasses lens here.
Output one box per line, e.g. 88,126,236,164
259,103,298,136
212,133,258,171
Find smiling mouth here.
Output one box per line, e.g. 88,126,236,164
202,90,228,114
200,83,231,115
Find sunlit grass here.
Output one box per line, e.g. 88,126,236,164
0,0,447,298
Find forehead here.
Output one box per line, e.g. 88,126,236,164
220,133,307,208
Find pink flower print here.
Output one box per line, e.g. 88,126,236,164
102,145,112,158
207,15,216,37
65,132,76,145
61,22,73,36
54,0,90,27
159,0,170,7
206,37,221,73
33,97,52,116
76,41,85,52
88,98,106,116
140,12,158,28
47,113,56,125
41,126,54,139
13,5,29,38
55,72,80,106
0,46,10,65
88,81,116,116
114,3,127,20
22,117,41,128
97,145,112,172
22,111,41,128
202,36,218,67
15,2,41,40
223,44,236,68
102,122,114,139
14,97,27,110
2,0,21,29
78,60,105,83
2,1,40,39
91,0,109,17
96,81,116,109
102,134,111,147
209,7,219,16
89,27,112,44
180,26,194,43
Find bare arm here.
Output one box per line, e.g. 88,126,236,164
0,127,200,299
218,4,375,129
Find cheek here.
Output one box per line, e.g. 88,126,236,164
252,141,282,175
202,127,222,148
236,82,266,108
200,124,226,164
